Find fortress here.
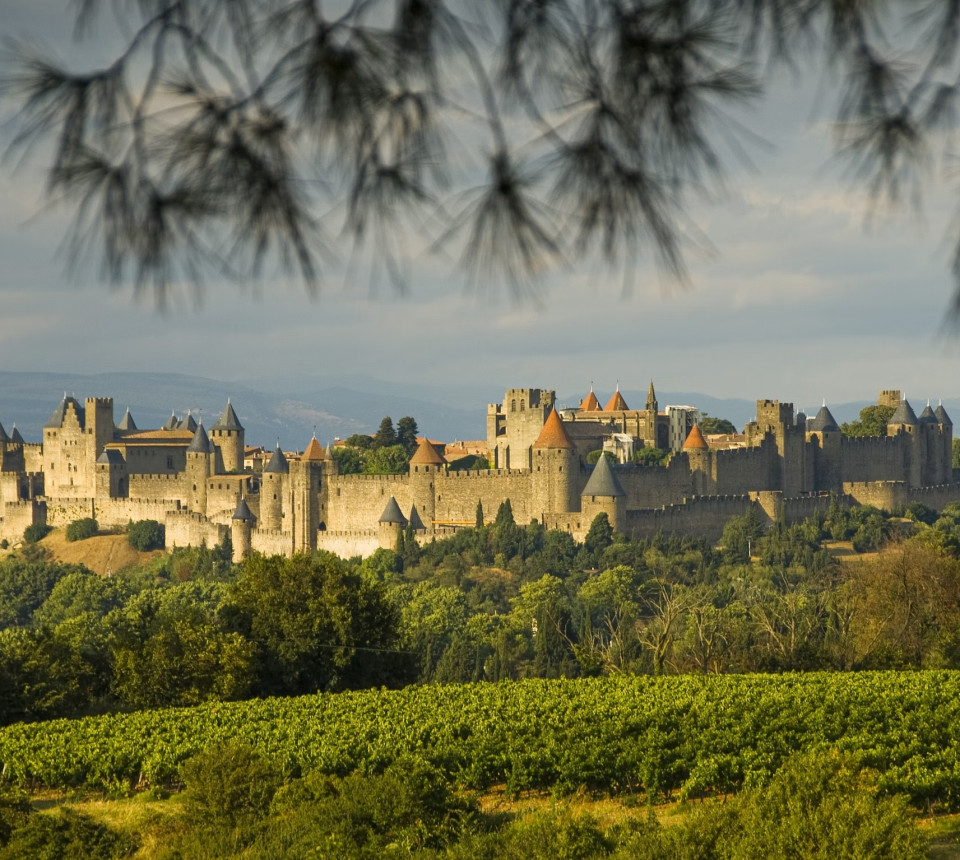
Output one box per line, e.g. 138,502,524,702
0,385,955,560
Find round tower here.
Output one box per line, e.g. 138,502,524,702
186,423,213,512
682,425,712,495
532,408,579,517
408,437,445,531
210,400,245,474
260,444,288,531
887,398,922,487
580,453,626,532
378,495,408,549
231,497,256,563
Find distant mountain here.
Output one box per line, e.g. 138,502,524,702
2,373,954,447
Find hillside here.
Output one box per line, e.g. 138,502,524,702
34,529,163,576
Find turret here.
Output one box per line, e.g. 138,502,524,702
580,453,626,532
887,398,922,487
210,400,245,474
260,444,289,531
378,496,407,549
291,436,324,552
95,450,127,499
409,437,445,530
683,425,712,495
532,408,579,516
231,497,256,563
186,422,213,512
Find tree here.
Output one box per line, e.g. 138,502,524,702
699,414,737,435
65,518,98,542
330,446,363,475
842,405,896,437
633,446,669,466
373,417,398,449
127,519,165,551
363,444,410,475
397,417,419,456
8,1,960,308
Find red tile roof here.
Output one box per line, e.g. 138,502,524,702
534,409,575,449
683,426,709,450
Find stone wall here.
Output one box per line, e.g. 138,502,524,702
165,511,227,549
435,469,535,525
128,473,189,503
0,500,45,543
251,528,294,557
95,498,183,530
625,495,756,542
316,529,382,559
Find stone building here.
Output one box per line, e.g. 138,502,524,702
0,386,957,558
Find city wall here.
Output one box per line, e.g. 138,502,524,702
316,529,382,559
435,469,534,524
165,511,227,549
0,500,45,543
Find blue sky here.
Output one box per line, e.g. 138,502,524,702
2,2,958,413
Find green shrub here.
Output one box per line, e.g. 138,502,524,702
22,524,51,545
0,807,135,859
181,743,283,827
127,520,165,551
64,518,98,543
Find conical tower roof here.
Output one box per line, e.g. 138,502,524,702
919,403,938,424
10,426,23,445
582,453,626,497
232,498,256,522
889,399,919,427
162,411,179,431
646,379,657,409
379,496,407,525
0,422,8,443
534,408,575,449
683,425,709,450
408,504,426,530
187,423,212,454
410,437,445,466
807,404,839,433
264,444,289,474
179,413,198,432
937,402,953,427
604,388,629,411
580,389,600,412
302,436,325,461
45,396,84,429
117,408,137,431
212,400,243,431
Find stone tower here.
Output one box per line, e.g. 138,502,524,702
531,408,579,516
185,423,213,512
487,388,557,470
644,380,658,447
231,497,256,563
291,436,324,552
210,400,245,474
408,437,445,531
682,425,713,495
580,453,626,532
378,496,407,549
805,403,841,491
260,444,289,531
887,398,922,487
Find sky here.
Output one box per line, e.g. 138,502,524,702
2,2,959,415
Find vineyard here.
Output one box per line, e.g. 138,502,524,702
2,672,959,808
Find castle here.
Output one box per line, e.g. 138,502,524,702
0,385,955,560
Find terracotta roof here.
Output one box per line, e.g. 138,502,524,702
683,425,709,450
534,408,575,449
580,390,600,411
604,389,629,411
302,436,325,461
410,437,445,465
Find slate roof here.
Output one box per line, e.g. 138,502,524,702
117,409,137,432
889,399,919,426
683,426,709,450
582,453,626,497
264,444,289,474
97,450,126,466
807,405,840,433
231,498,255,522
919,403,938,424
187,424,212,454
410,437,445,466
0,422,8,443
379,496,407,525
408,505,426,530
10,427,23,445
45,396,84,429
162,412,179,431
937,403,954,427
212,400,244,432
179,414,198,433
534,409,576,449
